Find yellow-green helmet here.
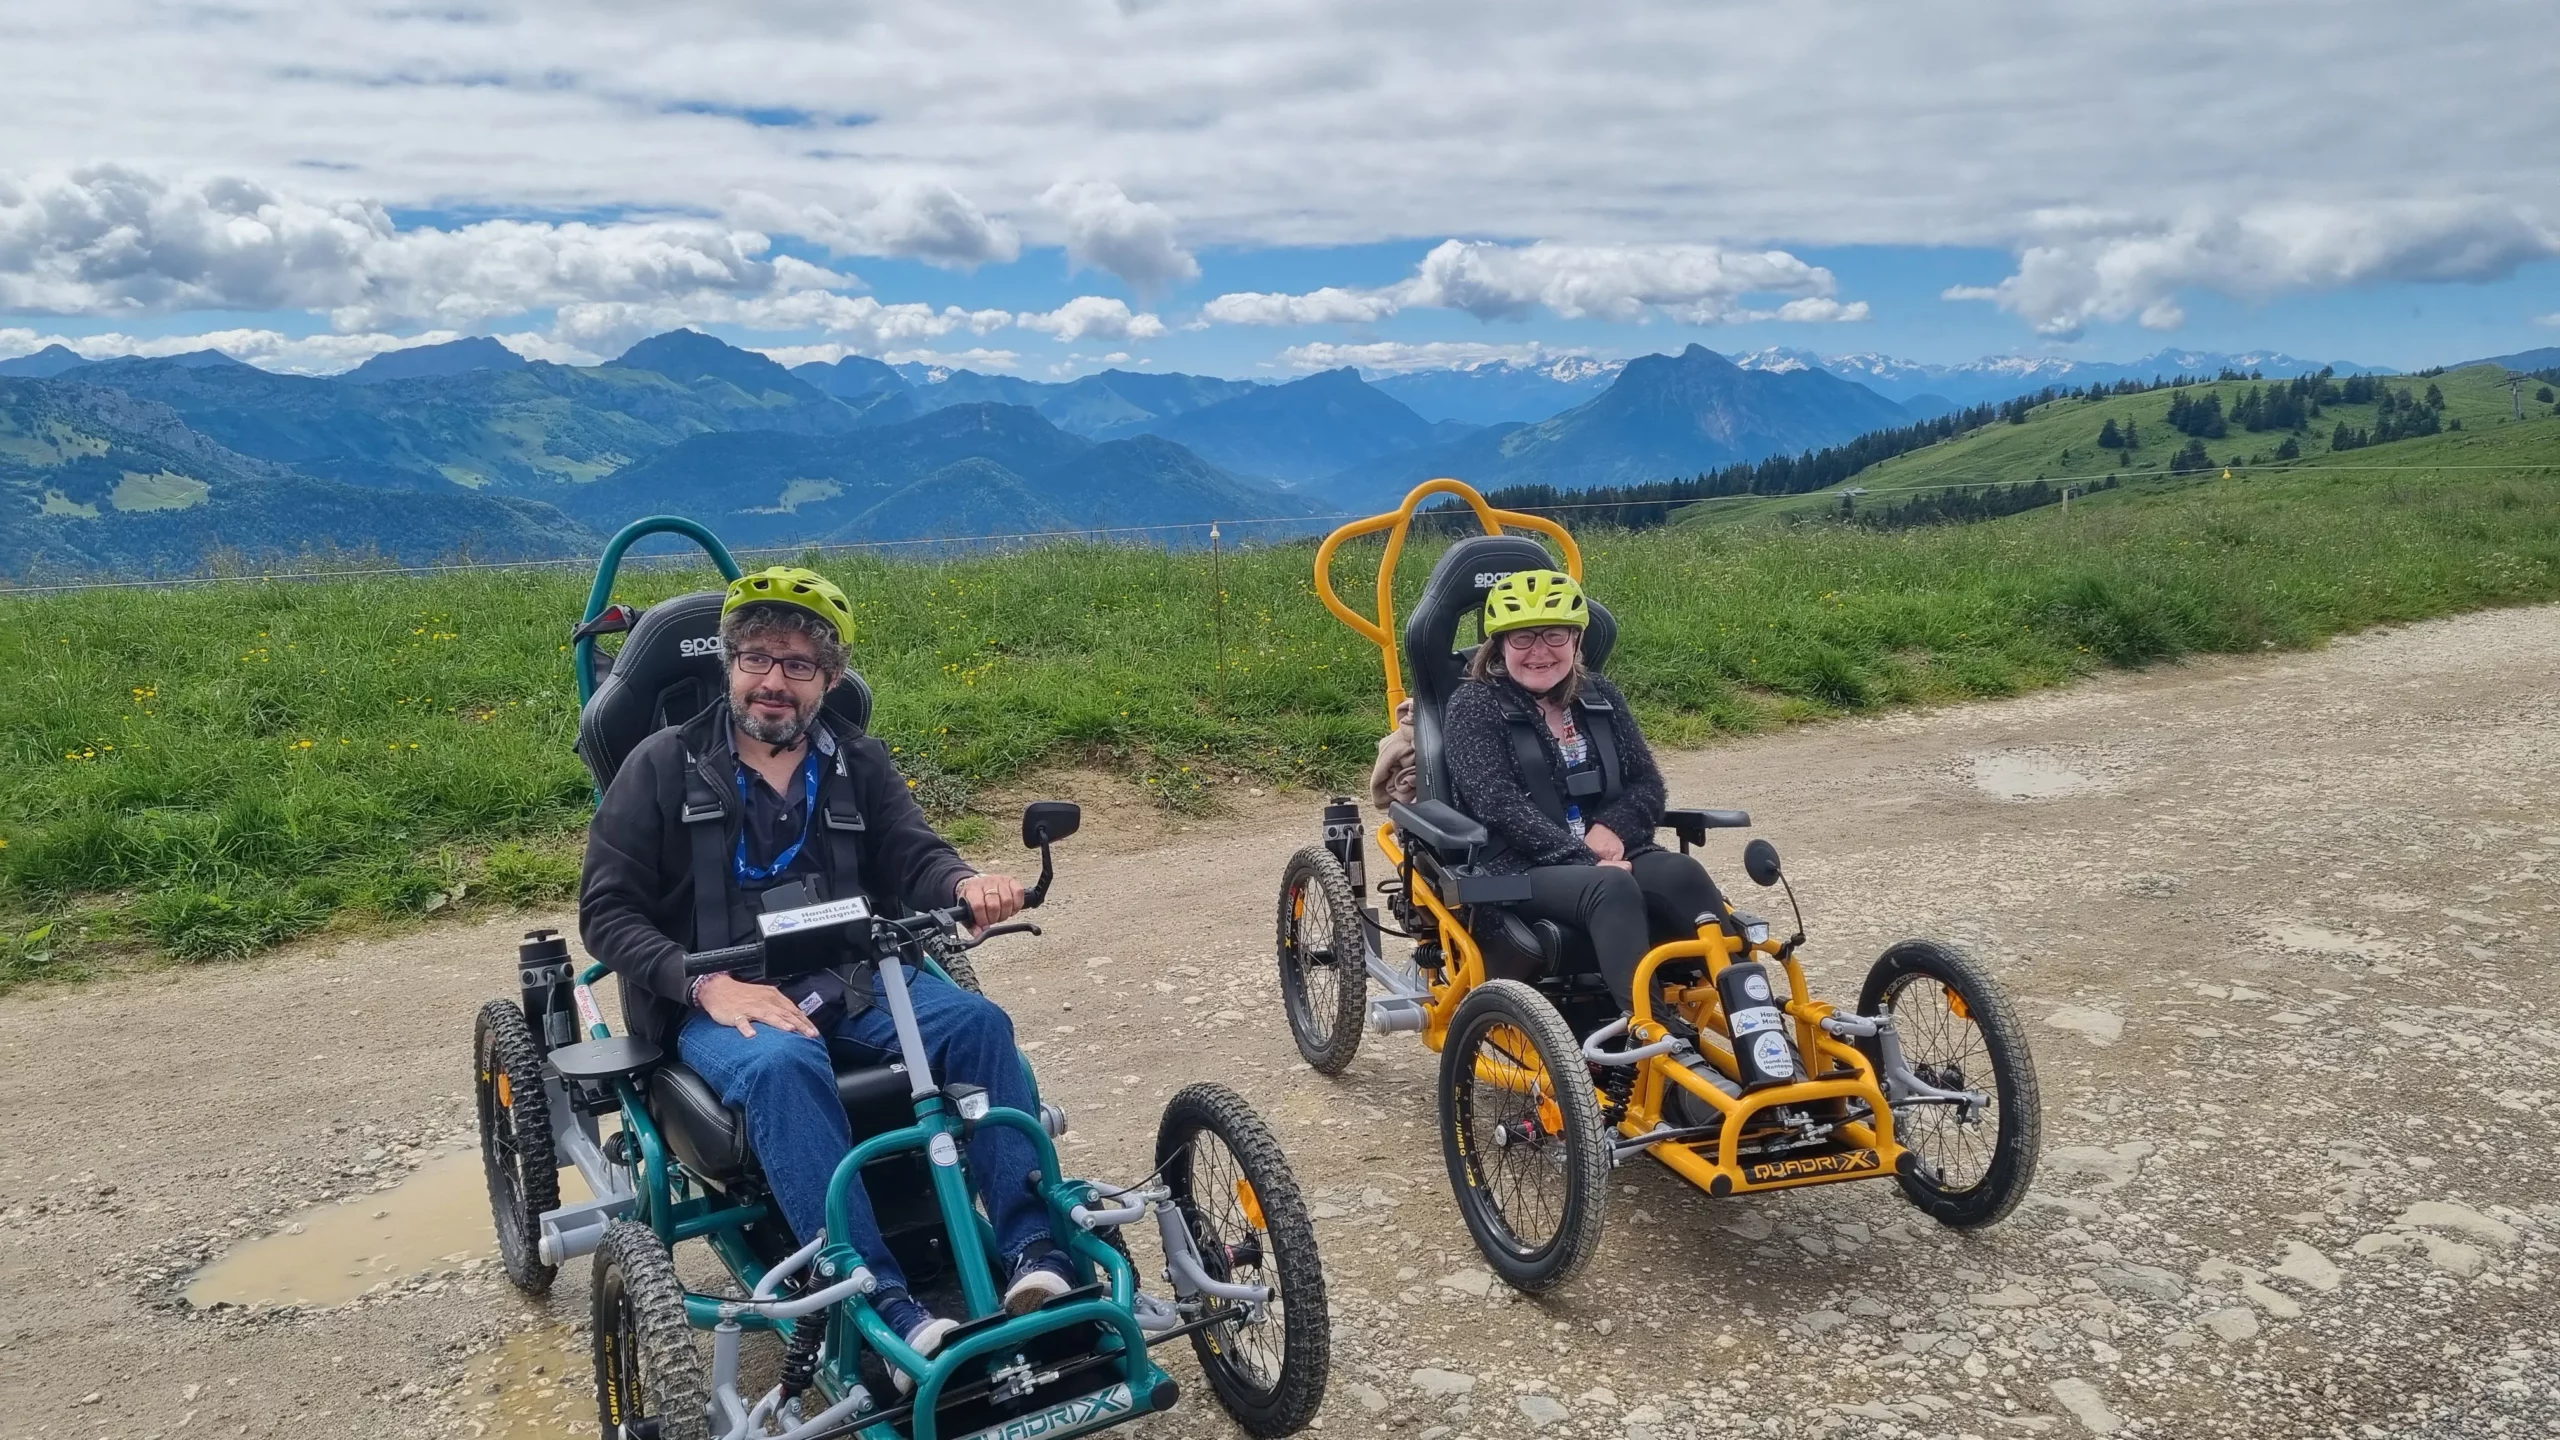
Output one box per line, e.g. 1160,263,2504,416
723,565,856,644
1482,568,1588,637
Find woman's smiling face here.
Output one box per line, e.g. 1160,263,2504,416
1501,625,1581,694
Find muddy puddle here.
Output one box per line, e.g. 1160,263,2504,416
1968,748,2099,800
186,1147,592,1309
461,1326,595,1439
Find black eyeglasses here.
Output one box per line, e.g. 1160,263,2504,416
732,651,824,682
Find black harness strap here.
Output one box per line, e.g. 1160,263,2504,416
1579,690,1625,804
680,750,733,951
1499,689,1623,833
817,734,868,906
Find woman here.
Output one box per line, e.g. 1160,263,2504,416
1441,568,1724,1016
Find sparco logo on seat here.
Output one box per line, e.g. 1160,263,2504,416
679,636,723,657
1474,571,1513,588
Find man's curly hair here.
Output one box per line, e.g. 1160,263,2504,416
719,601,847,677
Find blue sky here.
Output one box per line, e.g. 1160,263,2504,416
4,2,2555,377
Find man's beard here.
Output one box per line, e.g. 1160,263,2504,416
732,687,818,749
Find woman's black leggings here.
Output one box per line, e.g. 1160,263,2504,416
1517,849,1725,1011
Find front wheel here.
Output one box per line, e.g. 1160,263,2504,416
592,1221,710,1440
1859,939,2042,1229
475,999,561,1294
1275,847,1367,1074
1156,1083,1329,1438
1438,980,1609,1294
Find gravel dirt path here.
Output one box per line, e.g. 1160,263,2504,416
4,604,2556,1440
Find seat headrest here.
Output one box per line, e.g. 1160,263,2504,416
575,589,875,792
1402,535,1616,718
1400,534,1615,805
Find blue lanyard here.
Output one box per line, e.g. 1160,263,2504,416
734,746,822,887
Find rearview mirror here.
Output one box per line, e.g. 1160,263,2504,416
1022,801,1082,849
1742,838,1783,888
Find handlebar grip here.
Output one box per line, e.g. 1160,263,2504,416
683,943,763,976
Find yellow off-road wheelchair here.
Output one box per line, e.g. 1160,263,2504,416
1271,480,2042,1291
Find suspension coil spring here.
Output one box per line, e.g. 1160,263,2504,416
778,1309,829,1403
1595,1063,1633,1117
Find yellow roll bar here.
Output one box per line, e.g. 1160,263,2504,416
1313,479,1583,723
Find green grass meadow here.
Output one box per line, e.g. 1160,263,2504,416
1682,361,2554,527
4,421,2557,986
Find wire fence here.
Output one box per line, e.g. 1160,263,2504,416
5,461,2554,598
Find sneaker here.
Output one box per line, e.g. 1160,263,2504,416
1001,1246,1076,1315
874,1289,958,1394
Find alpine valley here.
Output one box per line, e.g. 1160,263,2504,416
0,331,2398,577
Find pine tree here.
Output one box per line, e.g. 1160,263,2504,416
2097,418,2123,448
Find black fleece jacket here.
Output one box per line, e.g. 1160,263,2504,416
1442,673,1669,875
578,703,977,1049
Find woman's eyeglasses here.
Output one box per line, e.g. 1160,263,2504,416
732,650,824,682
1500,626,1581,651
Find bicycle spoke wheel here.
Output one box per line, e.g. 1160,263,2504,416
1157,1084,1328,1438
1437,980,1607,1293
1275,847,1366,1073
1859,940,2042,1228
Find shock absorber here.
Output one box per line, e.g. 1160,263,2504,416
1322,796,1367,895
778,1309,829,1405
1594,1062,1633,1118
517,929,576,1052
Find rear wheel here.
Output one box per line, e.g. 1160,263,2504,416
475,998,560,1294
1156,1083,1328,1438
591,1221,710,1440
1859,940,2041,1228
1275,847,1366,1074
1438,980,1608,1293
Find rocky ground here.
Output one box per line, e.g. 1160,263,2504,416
3,603,2556,1440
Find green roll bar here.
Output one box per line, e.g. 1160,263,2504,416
576,515,744,705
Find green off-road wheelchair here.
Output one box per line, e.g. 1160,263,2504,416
472,517,1329,1440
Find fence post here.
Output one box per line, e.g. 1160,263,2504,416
1209,521,1227,710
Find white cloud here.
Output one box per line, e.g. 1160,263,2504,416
1202,287,1401,327
884,348,1022,373
2538,313,2560,328
1040,181,1199,295
730,184,1018,268
15,1,2540,269
1205,240,1857,328
0,167,781,327
5,6,2552,348
1276,339,1585,374
1013,296,1169,343
0,323,490,374
1947,203,2560,337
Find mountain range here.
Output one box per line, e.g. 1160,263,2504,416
1728,346,2387,409
0,328,2481,578
1322,345,1913,504
1370,357,1624,425
0,377,588,576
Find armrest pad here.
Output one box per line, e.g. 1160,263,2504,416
1390,798,1488,860
1663,807,1751,847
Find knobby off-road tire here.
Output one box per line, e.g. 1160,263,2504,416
474,998,561,1294
936,948,985,995
1156,1083,1329,1438
1859,939,2042,1229
592,1220,711,1440
1275,846,1367,1074
1437,979,1609,1294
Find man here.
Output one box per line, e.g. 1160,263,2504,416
579,565,1076,1365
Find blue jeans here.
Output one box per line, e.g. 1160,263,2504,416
676,970,1049,1296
